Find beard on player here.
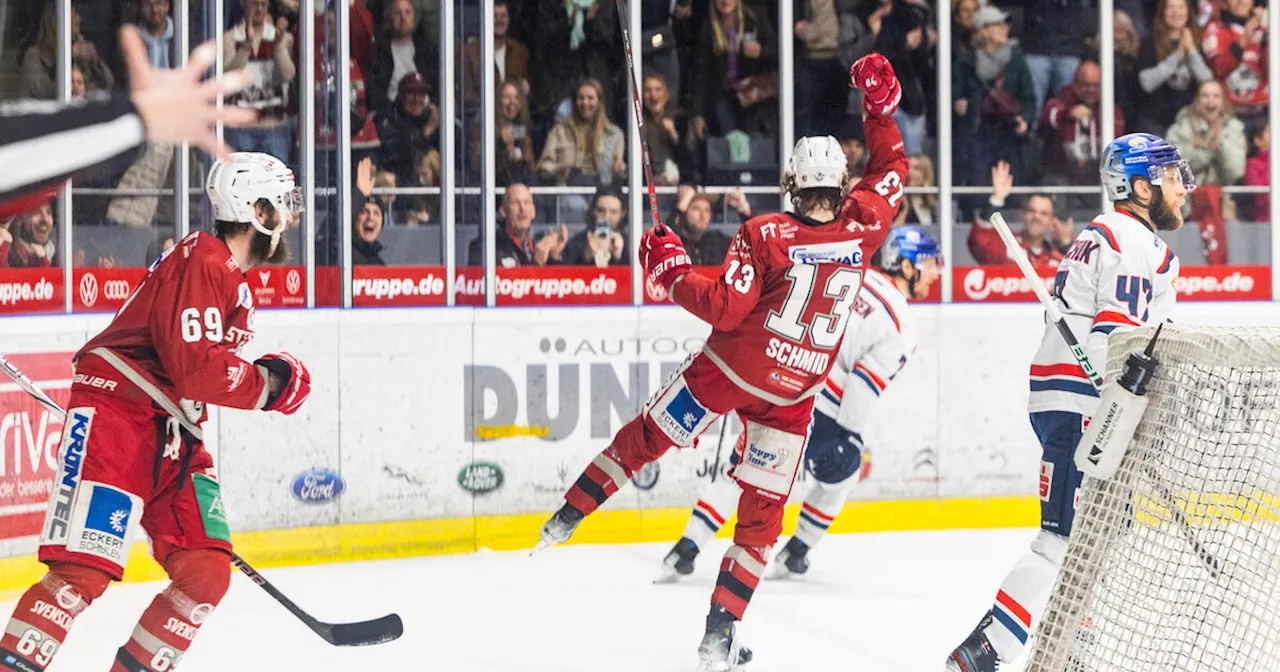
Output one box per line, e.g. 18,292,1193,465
214,199,292,267
1151,191,1185,232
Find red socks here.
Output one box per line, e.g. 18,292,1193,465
0,563,110,671
111,550,230,672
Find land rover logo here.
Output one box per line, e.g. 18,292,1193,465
458,462,504,495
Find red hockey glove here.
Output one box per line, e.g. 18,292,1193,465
640,227,692,292
255,352,311,415
850,53,901,118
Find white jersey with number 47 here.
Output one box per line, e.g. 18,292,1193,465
1028,210,1179,418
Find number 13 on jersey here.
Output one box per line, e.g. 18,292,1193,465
766,264,863,348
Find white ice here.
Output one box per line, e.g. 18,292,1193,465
4,528,1039,671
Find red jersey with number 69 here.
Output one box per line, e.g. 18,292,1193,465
670,114,908,405
74,231,270,420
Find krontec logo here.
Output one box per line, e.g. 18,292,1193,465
458,462,504,495
464,335,705,441
962,268,1053,301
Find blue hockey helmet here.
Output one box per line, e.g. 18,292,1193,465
1100,133,1196,203
878,225,940,275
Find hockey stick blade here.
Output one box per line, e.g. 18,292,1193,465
230,537,404,647
0,351,405,647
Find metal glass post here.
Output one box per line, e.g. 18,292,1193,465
441,0,457,306
58,0,72,313
215,0,224,146
1099,0,1115,213
937,0,953,302
338,0,353,307
301,0,316,307
779,0,794,213
1270,3,1279,294
175,0,190,240
629,0,643,304
483,0,497,306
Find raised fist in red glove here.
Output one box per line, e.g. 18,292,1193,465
255,352,311,415
850,53,901,118
640,226,692,292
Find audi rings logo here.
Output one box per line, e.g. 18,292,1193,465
80,274,131,307
285,269,302,295
79,273,98,307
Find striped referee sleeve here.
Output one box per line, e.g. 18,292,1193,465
0,92,145,202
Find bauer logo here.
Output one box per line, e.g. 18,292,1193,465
291,469,346,504
458,462,504,495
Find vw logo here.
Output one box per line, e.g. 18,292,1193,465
79,273,99,307
285,269,301,295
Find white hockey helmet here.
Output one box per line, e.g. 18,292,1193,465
205,152,302,255
784,136,848,194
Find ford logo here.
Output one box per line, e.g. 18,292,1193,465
291,469,345,504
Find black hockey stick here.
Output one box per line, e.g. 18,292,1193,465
989,213,1224,580
609,0,667,234
709,413,731,483
0,353,404,647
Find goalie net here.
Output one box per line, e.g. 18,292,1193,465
1026,324,1280,672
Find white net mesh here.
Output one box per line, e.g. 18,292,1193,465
1027,324,1280,672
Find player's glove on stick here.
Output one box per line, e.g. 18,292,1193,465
640,227,693,292
256,352,311,415
850,53,901,118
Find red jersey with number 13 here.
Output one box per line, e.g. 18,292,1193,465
671,114,908,405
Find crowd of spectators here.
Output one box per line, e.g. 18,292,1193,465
1,0,1275,274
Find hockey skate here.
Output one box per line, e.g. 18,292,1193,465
764,537,810,580
532,504,584,554
945,611,999,672
654,537,700,584
697,614,753,672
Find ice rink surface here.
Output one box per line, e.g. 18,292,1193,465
4,528,1040,671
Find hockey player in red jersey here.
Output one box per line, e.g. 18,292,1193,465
535,53,908,670
0,153,311,672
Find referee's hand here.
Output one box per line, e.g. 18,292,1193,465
120,25,258,158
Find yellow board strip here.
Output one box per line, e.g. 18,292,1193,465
0,496,1038,601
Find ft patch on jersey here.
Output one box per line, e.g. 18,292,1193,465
40,408,95,547
66,481,143,567
650,382,714,446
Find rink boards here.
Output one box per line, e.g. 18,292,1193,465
1,302,1274,596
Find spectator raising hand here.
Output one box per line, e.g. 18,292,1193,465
534,224,570,266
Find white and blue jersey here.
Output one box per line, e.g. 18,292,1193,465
1028,210,1179,418
814,269,916,438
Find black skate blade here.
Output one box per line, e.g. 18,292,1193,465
319,613,404,647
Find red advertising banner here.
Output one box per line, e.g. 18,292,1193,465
352,266,449,306
458,266,632,306
953,265,1272,302
0,353,73,542
247,265,308,308
71,267,147,313
0,268,63,315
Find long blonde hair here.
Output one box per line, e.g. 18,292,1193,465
1153,0,1202,61
569,79,609,168
710,0,747,56
907,154,938,212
